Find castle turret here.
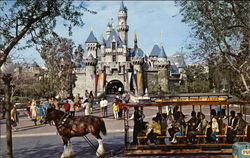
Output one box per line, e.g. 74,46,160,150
85,31,98,58
117,1,129,45
106,22,113,38
83,54,97,93
100,34,106,58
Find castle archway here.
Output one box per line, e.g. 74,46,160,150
106,80,124,95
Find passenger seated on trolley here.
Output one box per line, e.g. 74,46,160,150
173,105,180,121
161,113,168,136
235,113,247,135
210,118,220,141
187,111,199,126
196,113,208,135
146,117,161,144
226,110,238,143
211,109,217,119
187,111,199,143
171,121,185,144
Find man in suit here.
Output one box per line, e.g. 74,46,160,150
226,110,238,143
235,113,247,135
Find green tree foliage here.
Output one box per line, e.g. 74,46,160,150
39,37,77,98
0,0,96,66
184,64,210,93
178,1,250,97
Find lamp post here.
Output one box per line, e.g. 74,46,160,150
1,61,15,158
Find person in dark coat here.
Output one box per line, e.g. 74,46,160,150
132,107,144,144
187,111,199,143
235,113,247,135
226,110,238,143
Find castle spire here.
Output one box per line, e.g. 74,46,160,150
134,31,138,49
119,1,127,12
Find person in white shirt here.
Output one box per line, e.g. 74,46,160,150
100,98,108,117
210,118,219,141
82,98,90,116
69,99,75,117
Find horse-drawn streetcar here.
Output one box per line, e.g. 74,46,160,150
121,93,250,156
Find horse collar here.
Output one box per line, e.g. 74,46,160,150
58,113,70,128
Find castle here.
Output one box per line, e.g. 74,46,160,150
73,1,186,97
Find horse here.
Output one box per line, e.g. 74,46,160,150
44,107,107,158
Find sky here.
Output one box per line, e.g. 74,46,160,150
10,1,192,65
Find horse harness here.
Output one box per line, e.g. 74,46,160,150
57,113,71,128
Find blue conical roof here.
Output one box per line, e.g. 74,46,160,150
105,29,124,48
85,31,98,43
149,44,161,57
158,46,167,58
119,1,127,12
170,64,179,74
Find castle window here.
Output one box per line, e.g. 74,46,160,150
112,55,116,62
112,42,116,50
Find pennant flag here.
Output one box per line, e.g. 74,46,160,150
133,74,138,91
128,72,132,86
137,72,142,89
99,72,103,89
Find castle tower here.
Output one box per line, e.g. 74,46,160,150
85,31,98,58
117,1,129,45
156,45,169,93
106,22,113,38
83,54,97,94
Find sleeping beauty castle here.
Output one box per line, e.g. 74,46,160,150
73,1,186,97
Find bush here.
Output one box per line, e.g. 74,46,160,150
12,96,31,105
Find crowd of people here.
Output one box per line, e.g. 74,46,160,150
5,90,131,131
132,105,248,145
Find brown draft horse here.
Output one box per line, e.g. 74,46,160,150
45,107,107,157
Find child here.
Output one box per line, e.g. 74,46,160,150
112,99,119,119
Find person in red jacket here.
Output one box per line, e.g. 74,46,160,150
64,100,70,113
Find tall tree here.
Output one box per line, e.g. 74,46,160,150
39,37,76,98
184,64,210,93
178,1,250,96
0,0,96,66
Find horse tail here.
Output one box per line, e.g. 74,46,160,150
100,119,107,136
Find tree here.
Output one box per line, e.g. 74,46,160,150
0,0,96,66
39,37,78,98
184,64,210,93
178,1,250,96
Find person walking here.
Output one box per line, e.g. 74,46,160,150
69,99,75,117
82,98,90,116
89,91,94,113
38,101,45,124
100,98,108,117
112,99,119,119
30,99,38,126
64,100,70,114
11,104,19,131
